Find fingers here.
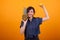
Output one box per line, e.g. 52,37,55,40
22,19,28,23
39,3,45,8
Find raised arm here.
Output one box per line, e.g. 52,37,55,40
40,4,49,21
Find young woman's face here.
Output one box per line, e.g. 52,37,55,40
27,9,34,18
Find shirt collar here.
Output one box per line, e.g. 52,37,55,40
28,17,35,22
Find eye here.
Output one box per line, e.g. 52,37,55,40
31,11,33,13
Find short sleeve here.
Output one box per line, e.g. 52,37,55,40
37,17,42,24
20,21,24,28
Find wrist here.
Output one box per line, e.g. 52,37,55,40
42,5,45,9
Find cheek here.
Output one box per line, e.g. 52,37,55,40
28,13,34,15
27,14,34,17
28,14,33,16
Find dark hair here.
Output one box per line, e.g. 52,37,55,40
26,6,35,13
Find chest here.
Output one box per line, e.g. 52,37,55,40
26,20,39,29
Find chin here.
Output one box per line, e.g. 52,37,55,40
28,16,32,17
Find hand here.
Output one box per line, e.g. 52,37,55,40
39,3,45,8
22,19,28,24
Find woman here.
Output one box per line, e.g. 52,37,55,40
20,4,49,40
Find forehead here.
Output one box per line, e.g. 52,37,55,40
29,9,33,11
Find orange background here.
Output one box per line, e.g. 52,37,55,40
0,0,60,40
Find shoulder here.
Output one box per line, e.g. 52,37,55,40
33,17,42,22
33,17,42,19
33,17,42,24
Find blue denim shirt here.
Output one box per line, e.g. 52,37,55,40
20,17,42,38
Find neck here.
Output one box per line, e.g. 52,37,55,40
29,17,33,21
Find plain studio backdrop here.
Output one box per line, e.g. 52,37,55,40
0,0,60,40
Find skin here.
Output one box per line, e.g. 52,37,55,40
20,4,49,34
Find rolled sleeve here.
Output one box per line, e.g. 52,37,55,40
37,17,42,24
